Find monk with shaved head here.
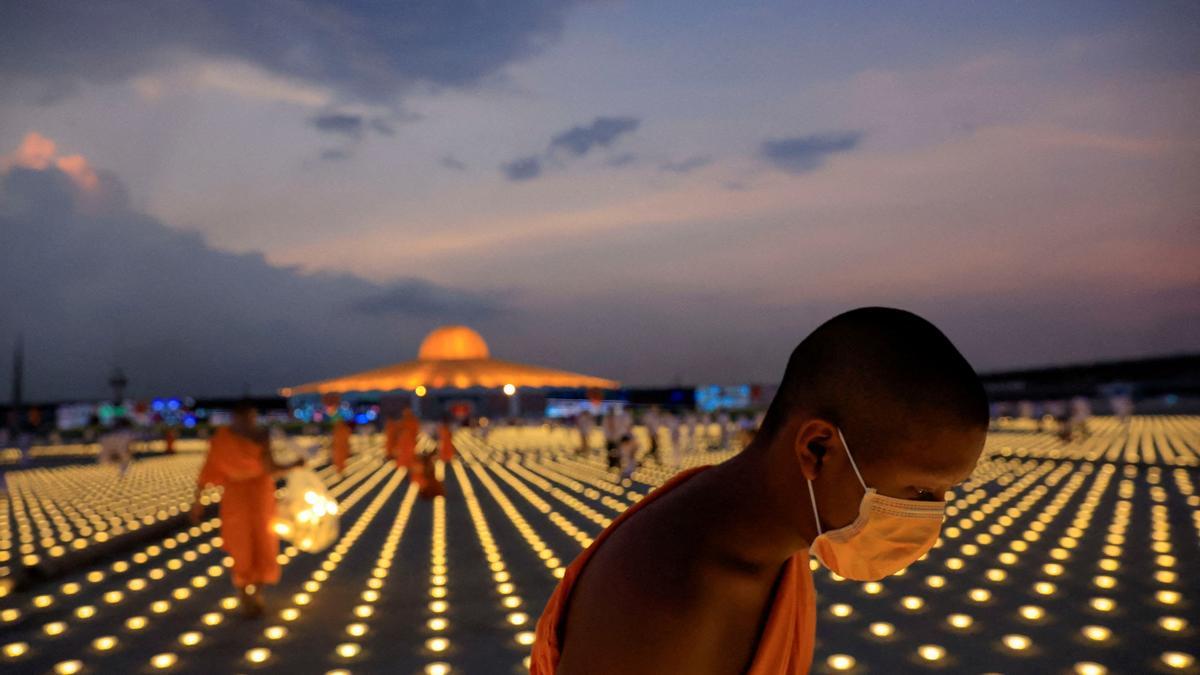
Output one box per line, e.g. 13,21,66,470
532,307,989,674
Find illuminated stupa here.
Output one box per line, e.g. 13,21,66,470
280,326,618,395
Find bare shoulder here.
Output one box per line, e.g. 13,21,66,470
557,472,770,675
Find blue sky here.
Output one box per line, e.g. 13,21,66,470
1,1,1197,399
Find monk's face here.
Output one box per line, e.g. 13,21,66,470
807,423,984,534
232,408,258,431
857,426,985,502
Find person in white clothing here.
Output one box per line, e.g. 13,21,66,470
576,411,595,456
664,413,682,467
98,418,136,475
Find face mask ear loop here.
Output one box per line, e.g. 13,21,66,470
805,480,823,536
836,427,868,491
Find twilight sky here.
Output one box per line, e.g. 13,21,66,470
1,1,1198,401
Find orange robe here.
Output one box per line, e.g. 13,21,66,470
197,427,280,588
412,458,445,500
397,417,419,467
531,466,816,675
385,420,400,461
438,422,455,463
331,420,351,473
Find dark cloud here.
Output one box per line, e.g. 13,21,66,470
320,148,352,161
0,156,507,399
501,116,640,181
369,118,396,136
0,1,580,104
606,153,637,168
440,155,467,171
311,113,365,139
549,117,640,156
760,132,863,173
660,155,712,174
501,156,542,181
352,281,506,319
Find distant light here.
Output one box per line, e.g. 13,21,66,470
54,660,83,675
1074,663,1108,675
1159,616,1187,632
947,613,973,629
827,654,856,671
93,636,118,651
1019,605,1045,621
1156,590,1181,605
415,386,428,397
150,653,177,669
246,648,270,664
503,384,516,396
918,645,946,662
336,643,361,659
425,663,451,675
3,642,30,658
1002,634,1032,651
427,637,450,652
515,632,535,646
1162,652,1194,669
869,622,895,637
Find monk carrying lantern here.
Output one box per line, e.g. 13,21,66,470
191,401,304,617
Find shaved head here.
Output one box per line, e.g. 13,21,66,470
759,307,988,467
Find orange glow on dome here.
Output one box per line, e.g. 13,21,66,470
418,326,490,361
281,325,617,395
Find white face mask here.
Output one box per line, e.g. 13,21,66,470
806,428,945,581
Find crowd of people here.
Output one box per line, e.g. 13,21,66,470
575,407,765,480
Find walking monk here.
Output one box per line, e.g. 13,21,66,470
191,402,303,617
437,415,456,463
396,408,419,468
384,417,400,463
331,417,352,473
532,308,989,674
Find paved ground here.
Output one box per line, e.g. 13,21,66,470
0,416,1197,674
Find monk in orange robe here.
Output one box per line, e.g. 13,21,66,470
437,416,455,463
532,308,989,674
396,408,419,467
384,418,400,463
412,451,445,500
331,418,352,473
191,402,303,617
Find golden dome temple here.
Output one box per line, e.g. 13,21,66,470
279,326,618,396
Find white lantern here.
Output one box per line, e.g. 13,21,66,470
272,468,338,553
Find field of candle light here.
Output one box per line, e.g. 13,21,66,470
0,417,1196,674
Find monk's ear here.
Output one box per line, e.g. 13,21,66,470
794,420,832,480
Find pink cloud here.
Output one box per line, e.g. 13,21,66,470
3,131,100,192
